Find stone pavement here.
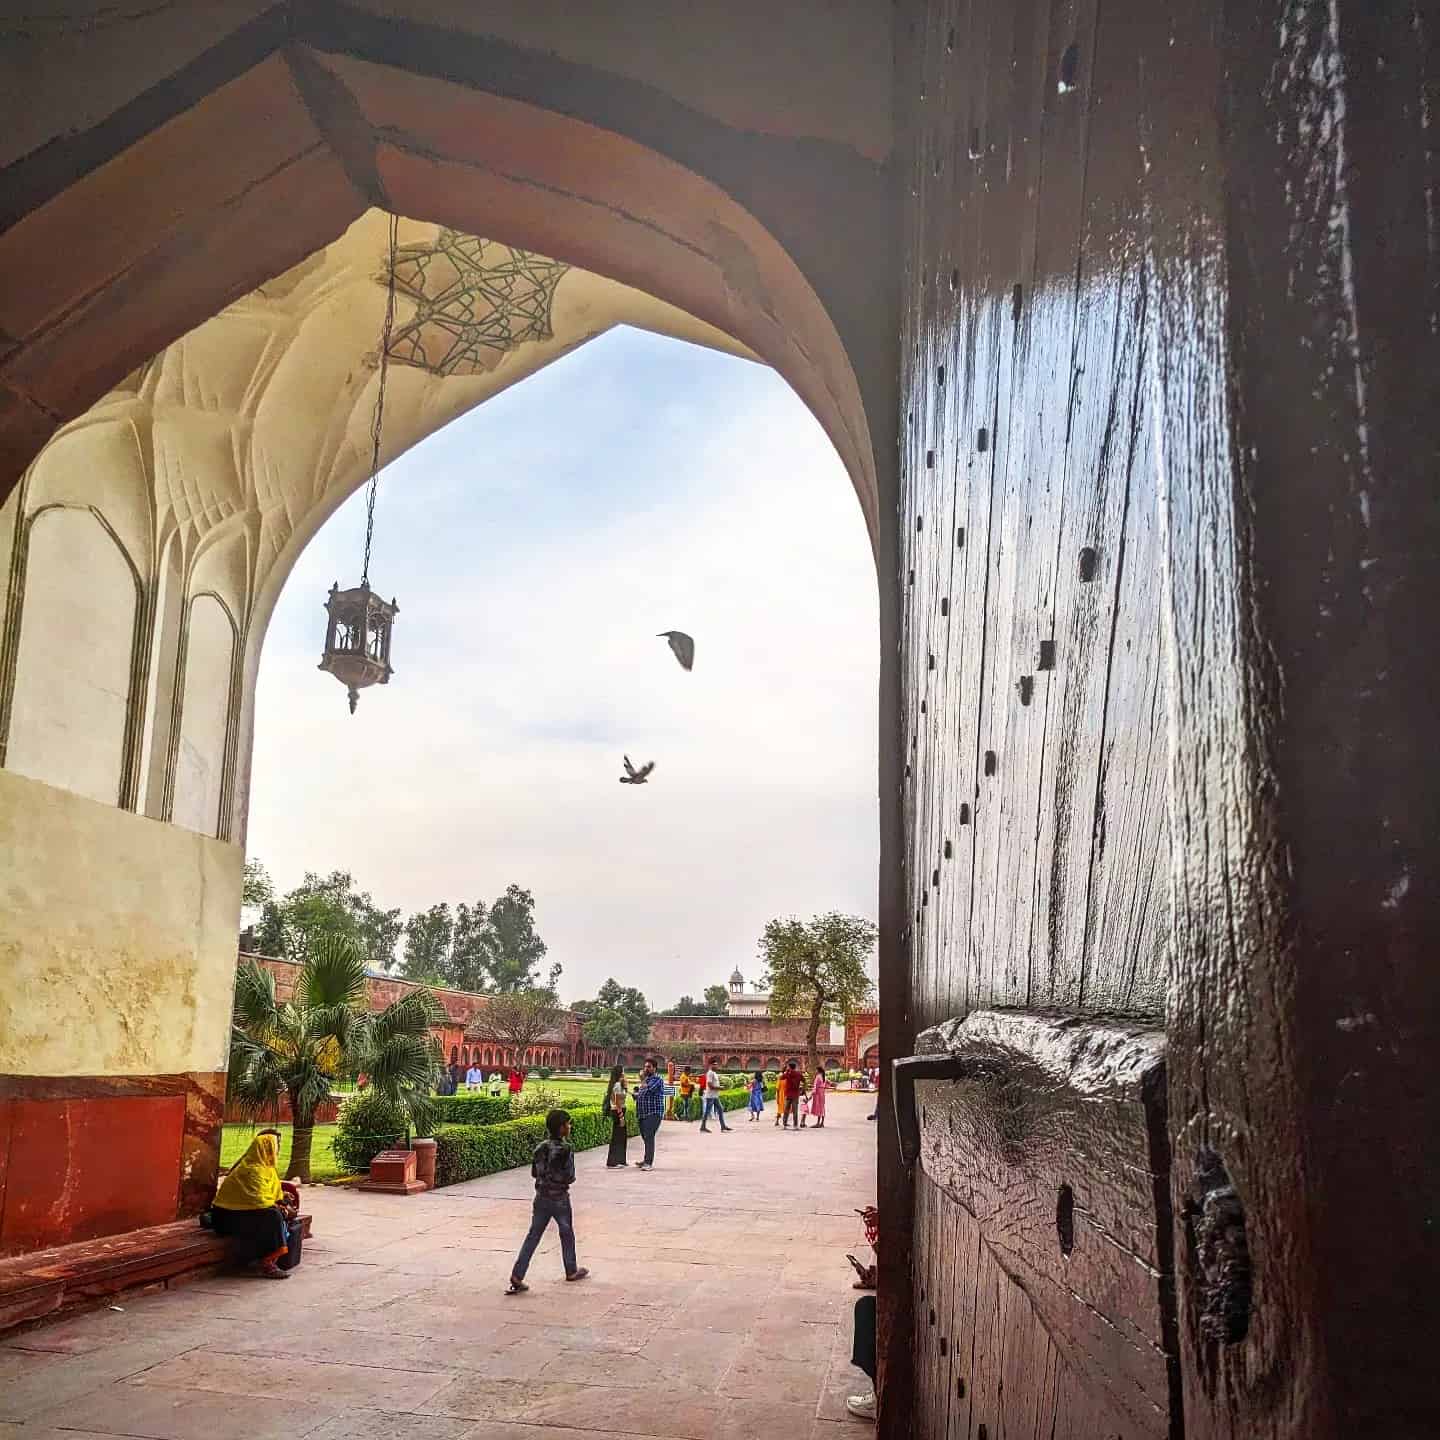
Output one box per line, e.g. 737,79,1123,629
1,1092,877,1440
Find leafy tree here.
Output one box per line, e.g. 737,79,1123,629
660,987,729,1016
467,988,567,1062
400,903,453,984
227,935,441,1180
242,859,273,910
255,870,401,971
665,1039,702,1067
582,1006,630,1059
596,978,651,1044
402,887,555,994
760,911,877,1072
703,984,731,1014
479,884,549,990
444,900,490,992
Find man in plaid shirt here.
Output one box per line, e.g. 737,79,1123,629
634,1058,666,1170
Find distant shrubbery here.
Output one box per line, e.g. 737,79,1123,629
508,1085,561,1118
427,1093,511,1126
332,1091,412,1174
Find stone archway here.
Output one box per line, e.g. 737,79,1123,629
853,1027,879,1070
0,13,909,1417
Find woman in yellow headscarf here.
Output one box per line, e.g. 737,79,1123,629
211,1131,297,1279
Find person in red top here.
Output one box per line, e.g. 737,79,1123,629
779,1059,804,1130
508,1066,525,1095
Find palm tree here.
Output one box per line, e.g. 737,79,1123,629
227,933,441,1180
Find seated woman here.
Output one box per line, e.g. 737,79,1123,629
211,1131,299,1279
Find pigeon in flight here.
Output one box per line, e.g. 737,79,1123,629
658,630,695,671
620,755,655,785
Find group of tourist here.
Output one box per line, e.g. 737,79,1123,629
205,1072,876,1419
441,1063,526,1097
598,1056,836,1174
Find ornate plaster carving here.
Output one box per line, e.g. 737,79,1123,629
386,231,570,377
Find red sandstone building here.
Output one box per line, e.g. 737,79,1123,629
247,954,580,1072
247,954,878,1076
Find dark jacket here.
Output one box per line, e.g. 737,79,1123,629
532,1137,576,1197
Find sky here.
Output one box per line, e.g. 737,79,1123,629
246,327,879,1009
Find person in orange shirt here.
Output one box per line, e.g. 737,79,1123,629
677,1067,697,1121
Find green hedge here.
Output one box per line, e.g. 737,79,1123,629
430,1085,775,1187
332,1092,411,1174
428,1094,512,1126
433,1104,638,1187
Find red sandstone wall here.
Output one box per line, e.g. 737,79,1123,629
245,954,581,1070
651,1015,819,1046
0,1073,224,1258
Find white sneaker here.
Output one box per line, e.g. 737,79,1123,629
845,1392,876,1421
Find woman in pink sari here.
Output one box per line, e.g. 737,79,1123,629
809,1066,829,1128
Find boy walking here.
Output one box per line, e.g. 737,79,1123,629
506,1109,590,1293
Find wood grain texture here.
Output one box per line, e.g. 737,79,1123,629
894,0,1439,1437
900,0,1174,1054
914,1011,1175,1438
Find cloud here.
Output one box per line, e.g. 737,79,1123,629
248,328,879,1004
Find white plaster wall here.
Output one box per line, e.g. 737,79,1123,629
6,508,135,805
0,768,242,1076
171,595,235,835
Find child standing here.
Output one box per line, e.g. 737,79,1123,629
747,1070,765,1121
506,1109,590,1293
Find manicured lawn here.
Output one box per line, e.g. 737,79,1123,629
220,1122,342,1182
522,1076,611,1106
453,1076,613,1106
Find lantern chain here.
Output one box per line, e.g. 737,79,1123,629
361,211,400,590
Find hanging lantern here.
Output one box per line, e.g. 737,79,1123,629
320,213,401,713
318,583,398,713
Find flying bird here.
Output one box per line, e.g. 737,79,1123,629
619,755,655,785
657,630,695,671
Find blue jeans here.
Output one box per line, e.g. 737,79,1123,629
512,1191,577,1280
639,1112,662,1165
700,1097,730,1130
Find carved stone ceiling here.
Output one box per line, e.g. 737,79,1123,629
385,230,570,377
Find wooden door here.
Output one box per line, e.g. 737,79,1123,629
880,3,1439,1437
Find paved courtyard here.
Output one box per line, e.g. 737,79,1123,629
1,1093,876,1440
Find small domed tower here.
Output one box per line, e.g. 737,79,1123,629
729,967,745,996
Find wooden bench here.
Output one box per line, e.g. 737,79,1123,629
0,1213,312,1333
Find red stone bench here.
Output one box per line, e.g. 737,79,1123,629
0,1213,312,1333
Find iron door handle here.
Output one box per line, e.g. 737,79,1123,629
891,1052,973,1166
